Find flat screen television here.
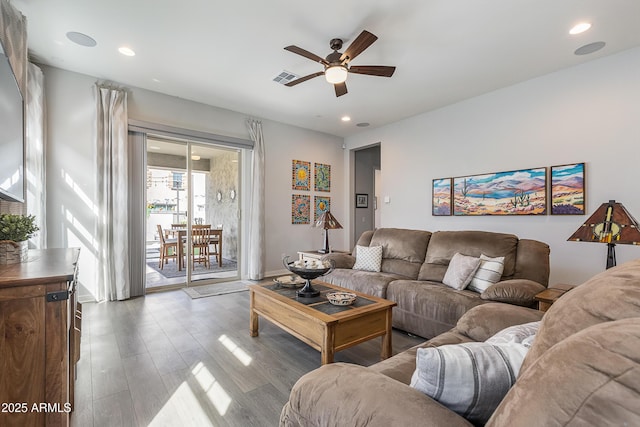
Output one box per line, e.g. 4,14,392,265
0,37,25,203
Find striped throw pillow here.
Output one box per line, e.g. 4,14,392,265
410,342,528,425
467,254,505,293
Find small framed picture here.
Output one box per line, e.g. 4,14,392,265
356,193,368,208
550,162,585,215
432,178,452,216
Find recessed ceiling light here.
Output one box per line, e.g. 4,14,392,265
569,22,592,35
341,116,351,122
66,31,97,47
118,46,136,57
574,41,606,56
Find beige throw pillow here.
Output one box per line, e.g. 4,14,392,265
352,245,383,272
442,253,481,290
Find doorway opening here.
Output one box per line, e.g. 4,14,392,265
353,144,380,242
144,137,241,290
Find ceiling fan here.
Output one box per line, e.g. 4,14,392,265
284,30,396,97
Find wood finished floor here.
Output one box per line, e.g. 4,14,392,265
72,286,423,427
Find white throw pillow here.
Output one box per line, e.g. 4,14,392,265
352,245,383,272
467,254,505,293
442,253,481,290
486,321,540,348
410,342,529,425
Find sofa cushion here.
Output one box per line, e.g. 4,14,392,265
411,342,528,425
282,363,474,427
454,303,543,343
442,253,481,290
387,280,488,338
353,229,375,254
512,238,550,286
468,254,505,293
323,268,403,298
370,331,475,385
358,228,432,279
419,231,518,283
353,245,383,272
521,259,640,374
488,318,640,427
480,279,546,307
370,228,432,264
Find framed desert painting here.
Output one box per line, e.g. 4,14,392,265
550,162,585,215
453,167,547,215
432,178,452,216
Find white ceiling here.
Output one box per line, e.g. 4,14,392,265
13,0,640,137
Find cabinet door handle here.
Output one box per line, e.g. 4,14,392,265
46,290,69,302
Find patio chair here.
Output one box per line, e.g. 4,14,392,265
156,224,178,269
191,227,211,269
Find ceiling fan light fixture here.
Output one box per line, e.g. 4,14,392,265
325,65,348,84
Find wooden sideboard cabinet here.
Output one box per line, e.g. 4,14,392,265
0,248,81,427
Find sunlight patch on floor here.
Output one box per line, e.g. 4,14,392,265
219,334,252,366
148,381,215,426
148,362,233,425
192,362,232,416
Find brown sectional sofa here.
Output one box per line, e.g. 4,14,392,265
281,259,640,426
323,228,550,338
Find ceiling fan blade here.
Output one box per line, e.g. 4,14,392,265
348,65,396,77
334,82,348,97
340,30,378,63
284,45,329,66
285,71,324,87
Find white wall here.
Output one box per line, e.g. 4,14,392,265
42,65,344,301
345,47,640,285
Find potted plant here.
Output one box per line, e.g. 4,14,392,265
0,213,39,265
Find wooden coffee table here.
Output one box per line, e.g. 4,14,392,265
249,280,396,365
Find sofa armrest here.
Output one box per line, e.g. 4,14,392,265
321,253,356,269
481,279,546,307
281,363,473,427
454,302,544,342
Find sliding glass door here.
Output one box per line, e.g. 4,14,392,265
189,143,240,285
144,137,240,289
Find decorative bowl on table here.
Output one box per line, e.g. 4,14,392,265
326,292,357,306
283,255,335,298
273,275,306,288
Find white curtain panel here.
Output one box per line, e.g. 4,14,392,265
127,131,146,297
0,0,27,216
0,0,27,96
26,62,46,249
246,119,265,280
95,84,130,301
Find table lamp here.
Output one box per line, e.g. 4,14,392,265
314,210,343,254
567,200,640,269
